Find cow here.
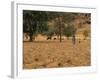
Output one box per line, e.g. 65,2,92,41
47,36,52,40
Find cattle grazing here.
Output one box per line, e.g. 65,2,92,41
53,38,56,40
47,36,52,40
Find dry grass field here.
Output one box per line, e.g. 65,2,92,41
23,39,90,69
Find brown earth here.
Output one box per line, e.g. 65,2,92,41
23,39,90,69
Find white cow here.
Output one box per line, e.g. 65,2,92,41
23,33,30,41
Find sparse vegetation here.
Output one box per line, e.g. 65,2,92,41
23,10,91,69
23,40,90,69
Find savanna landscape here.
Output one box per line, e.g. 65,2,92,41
23,10,91,69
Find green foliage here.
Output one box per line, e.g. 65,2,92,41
23,10,49,41
43,24,55,37
23,10,90,42
63,25,76,39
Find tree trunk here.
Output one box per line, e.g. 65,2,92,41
29,33,33,42
29,26,33,42
72,34,76,45
59,17,62,42
59,25,62,42
72,27,76,45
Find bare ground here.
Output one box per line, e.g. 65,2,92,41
23,40,90,69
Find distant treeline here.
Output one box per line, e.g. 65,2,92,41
23,10,91,43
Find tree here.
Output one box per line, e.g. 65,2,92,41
64,24,76,44
54,16,63,42
56,13,76,42
43,25,54,38
23,11,36,41
23,11,87,43
72,27,77,45
23,10,49,42
64,25,74,38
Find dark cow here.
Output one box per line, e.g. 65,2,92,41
47,36,52,40
53,38,56,40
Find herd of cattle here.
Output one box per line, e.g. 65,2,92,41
23,33,68,41
23,33,89,42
